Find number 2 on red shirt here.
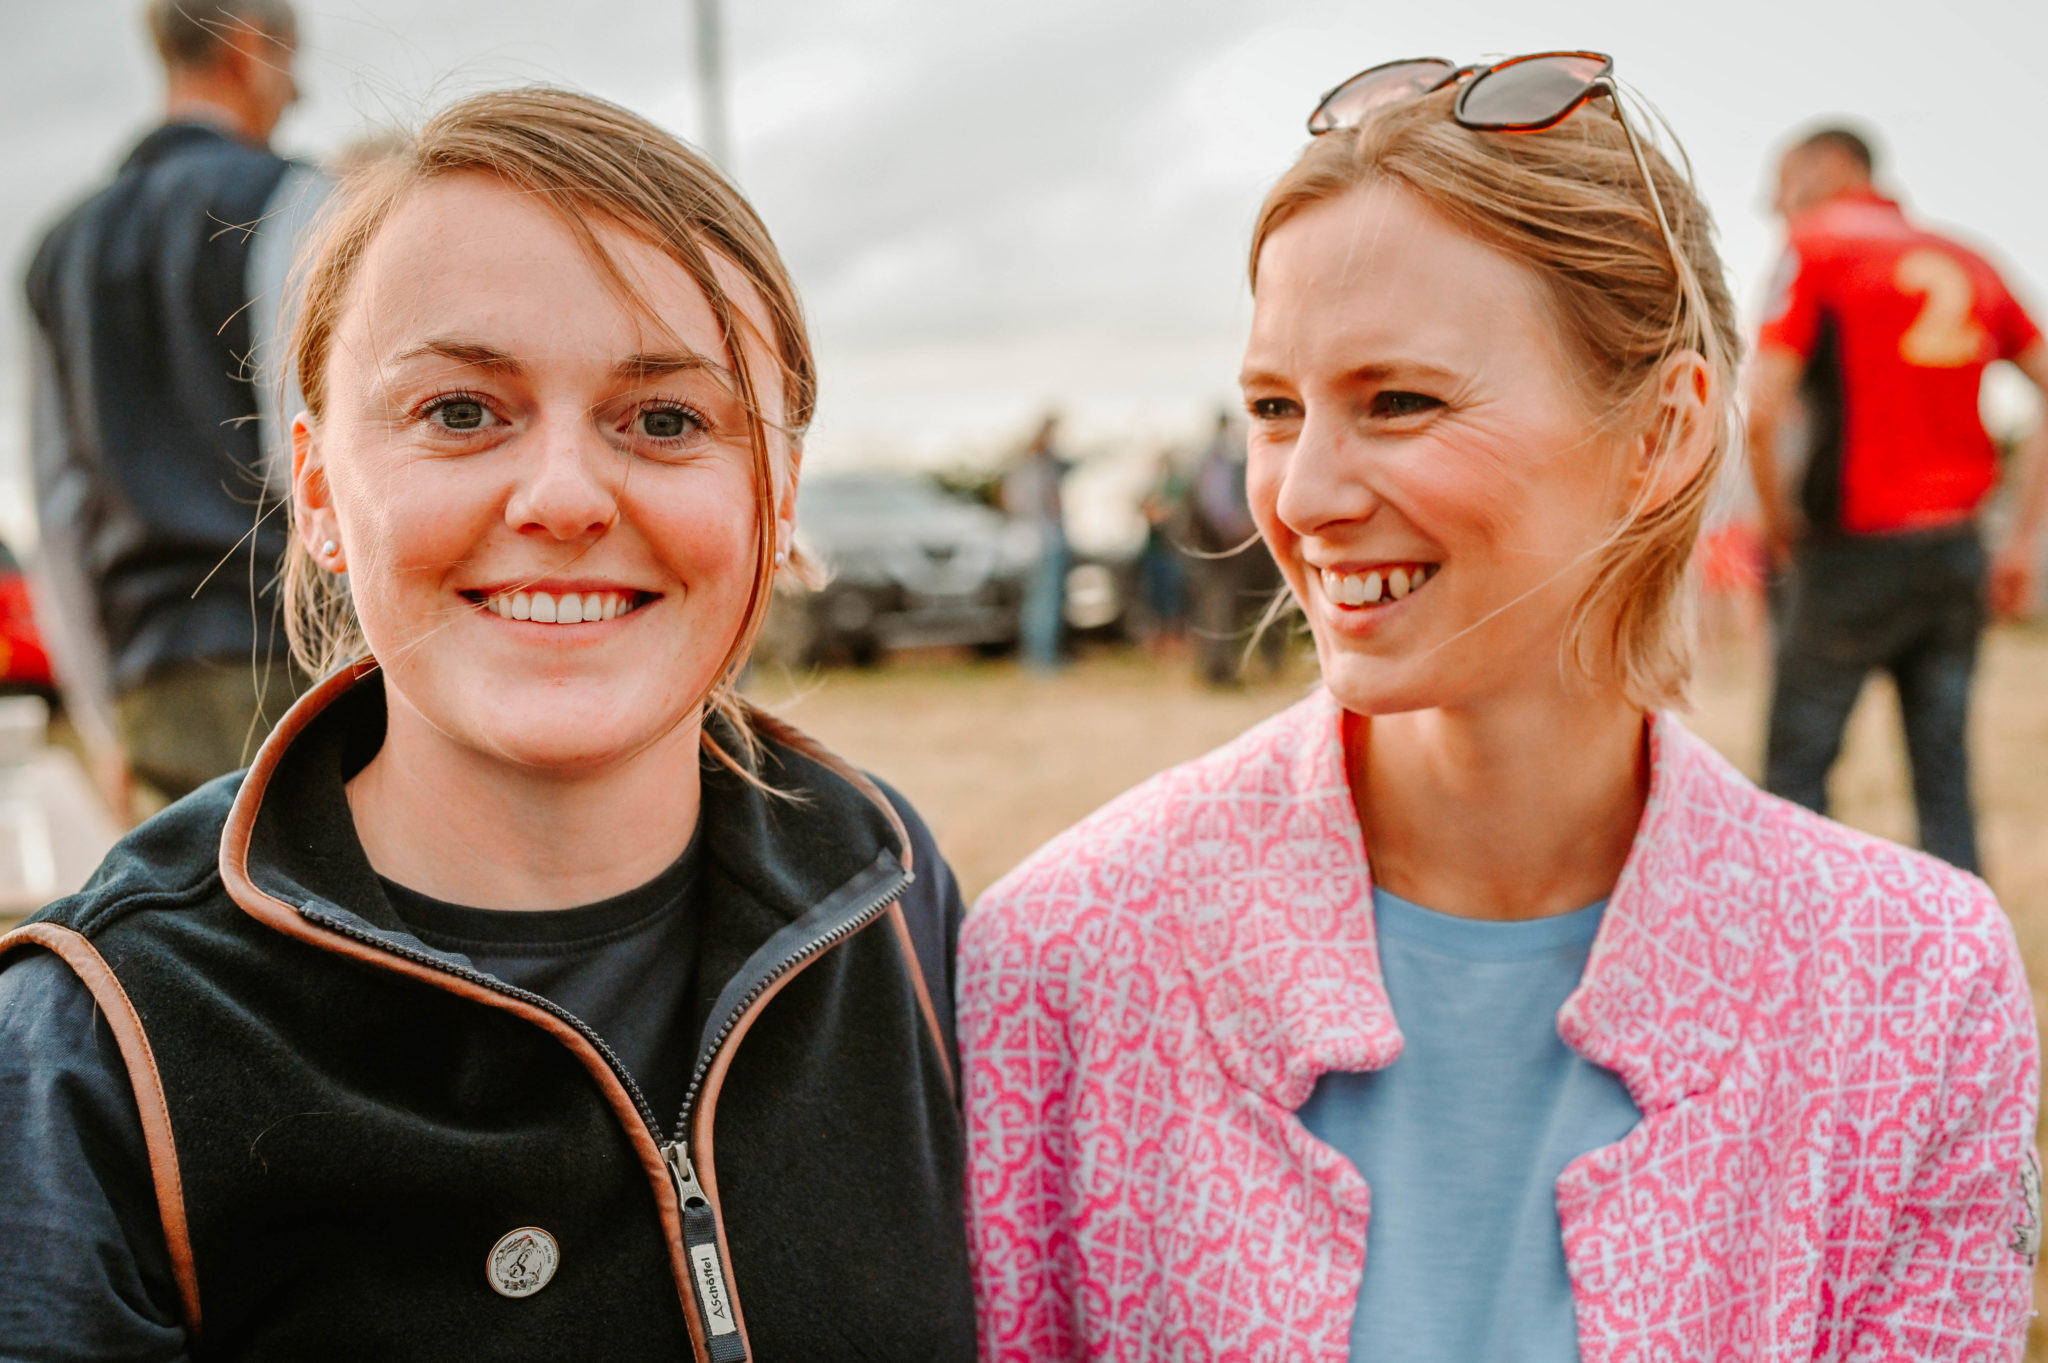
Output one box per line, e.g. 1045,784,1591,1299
1895,248,1989,368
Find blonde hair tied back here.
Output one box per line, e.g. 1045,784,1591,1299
284,86,825,780
1250,86,1744,710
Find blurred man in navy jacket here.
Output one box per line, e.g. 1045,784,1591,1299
27,0,319,814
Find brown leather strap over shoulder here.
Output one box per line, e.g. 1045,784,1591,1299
885,901,956,1100
0,922,203,1336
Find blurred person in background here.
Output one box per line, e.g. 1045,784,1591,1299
1186,407,1286,684
1002,411,1071,670
0,88,973,1359
1748,126,2048,874
1136,446,1190,652
26,0,318,819
961,54,2037,1359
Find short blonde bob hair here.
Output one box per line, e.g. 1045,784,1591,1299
1250,85,1742,709
287,87,820,775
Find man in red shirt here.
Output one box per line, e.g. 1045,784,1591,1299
1748,126,2048,872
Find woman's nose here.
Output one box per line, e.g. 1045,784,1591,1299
1270,410,1375,537
506,418,620,541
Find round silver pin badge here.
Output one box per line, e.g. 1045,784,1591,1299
487,1226,560,1298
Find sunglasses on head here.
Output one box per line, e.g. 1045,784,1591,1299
1306,52,1684,282
1309,51,1625,137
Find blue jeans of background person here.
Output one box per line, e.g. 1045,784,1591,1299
1139,533,1187,632
1022,531,1069,670
1765,527,1985,872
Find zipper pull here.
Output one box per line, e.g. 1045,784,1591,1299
662,1141,746,1360
665,1139,707,1204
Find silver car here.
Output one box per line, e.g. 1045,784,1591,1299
757,473,1040,666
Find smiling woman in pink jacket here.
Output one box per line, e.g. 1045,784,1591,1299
959,53,2040,1362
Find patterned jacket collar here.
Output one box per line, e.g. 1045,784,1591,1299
1183,689,1766,1116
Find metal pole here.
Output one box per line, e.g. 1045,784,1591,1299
692,0,732,172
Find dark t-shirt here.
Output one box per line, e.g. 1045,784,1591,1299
380,836,704,1131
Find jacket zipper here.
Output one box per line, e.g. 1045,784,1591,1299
669,866,911,1130
665,1140,745,1356
658,866,911,1360
299,861,910,1360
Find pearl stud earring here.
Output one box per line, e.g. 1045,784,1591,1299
320,540,337,558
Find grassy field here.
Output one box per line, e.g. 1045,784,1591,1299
750,623,2048,1340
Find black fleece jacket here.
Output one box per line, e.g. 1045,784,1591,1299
0,665,975,1361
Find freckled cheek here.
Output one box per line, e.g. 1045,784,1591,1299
333,453,496,582
1245,457,1282,537
1247,436,1300,525
346,530,473,650
1244,457,1307,594
1382,445,1533,552
1245,428,1283,493
628,480,761,597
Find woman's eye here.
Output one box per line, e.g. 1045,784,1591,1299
1372,391,1442,419
636,405,702,441
429,398,491,431
1248,397,1300,421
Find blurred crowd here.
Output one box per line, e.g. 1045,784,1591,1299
994,407,1287,687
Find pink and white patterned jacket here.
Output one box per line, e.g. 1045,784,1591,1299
959,690,2040,1361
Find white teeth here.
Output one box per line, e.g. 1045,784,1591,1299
483,589,637,624
1319,564,1435,610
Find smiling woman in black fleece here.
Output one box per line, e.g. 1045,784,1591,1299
0,87,974,1363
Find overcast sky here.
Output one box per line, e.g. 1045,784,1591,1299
5,0,2046,545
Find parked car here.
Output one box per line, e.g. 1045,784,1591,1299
757,472,1040,667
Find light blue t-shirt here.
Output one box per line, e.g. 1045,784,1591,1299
1296,887,1641,1362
